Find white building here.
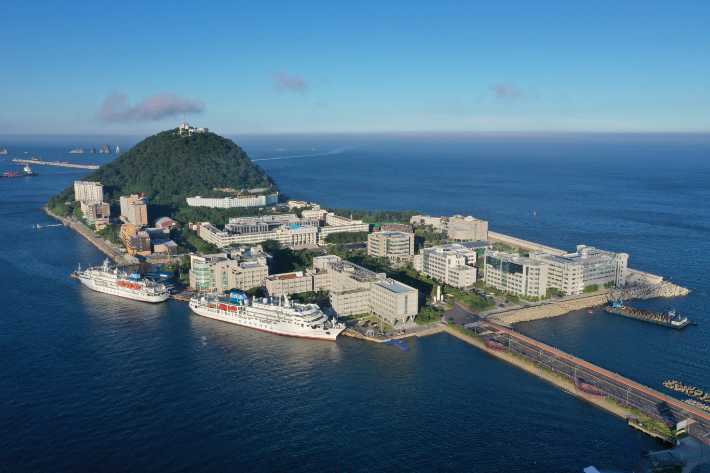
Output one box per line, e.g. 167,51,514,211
369,279,418,325
414,243,481,289
447,215,489,241
484,250,549,299
317,222,370,244
367,231,415,261
529,245,628,295
198,222,319,248
325,213,364,227
410,215,443,227
186,194,279,208
302,208,328,220
74,181,103,202
263,268,332,298
226,214,320,234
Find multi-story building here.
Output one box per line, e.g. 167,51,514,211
263,267,331,297
185,193,279,208
329,288,370,317
301,208,328,220
120,194,149,227
74,181,103,202
529,245,628,295
414,243,481,289
367,231,415,261
317,222,370,244
369,279,418,326
80,201,110,222
325,213,364,227
189,254,269,293
120,224,152,256
198,222,319,248
377,223,413,233
447,215,489,241
484,250,549,298
410,215,442,227
225,214,320,234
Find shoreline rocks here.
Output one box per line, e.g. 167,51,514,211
488,293,613,327
622,280,690,300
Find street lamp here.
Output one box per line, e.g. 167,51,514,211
627,387,632,406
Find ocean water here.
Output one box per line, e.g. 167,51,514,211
1,134,708,472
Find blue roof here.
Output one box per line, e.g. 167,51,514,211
290,224,302,229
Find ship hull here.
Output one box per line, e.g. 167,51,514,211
189,302,343,341
604,308,689,329
78,275,169,303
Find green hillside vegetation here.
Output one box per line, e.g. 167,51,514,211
48,129,278,223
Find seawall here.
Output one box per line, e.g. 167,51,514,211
486,292,616,327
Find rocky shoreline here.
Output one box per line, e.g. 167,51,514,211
486,280,691,327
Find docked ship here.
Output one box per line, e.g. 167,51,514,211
2,164,38,178
189,292,345,340
605,296,691,329
74,259,170,302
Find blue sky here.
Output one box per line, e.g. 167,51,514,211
1,0,708,135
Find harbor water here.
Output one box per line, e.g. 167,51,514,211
1,134,708,472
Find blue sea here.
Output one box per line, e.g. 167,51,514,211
1,133,708,472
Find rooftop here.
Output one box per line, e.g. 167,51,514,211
330,260,381,280
374,278,416,293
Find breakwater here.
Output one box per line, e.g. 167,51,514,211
487,293,615,327
623,280,690,300
12,158,99,169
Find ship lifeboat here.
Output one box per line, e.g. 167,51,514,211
118,281,125,286
229,306,239,311
134,284,141,289
218,304,228,311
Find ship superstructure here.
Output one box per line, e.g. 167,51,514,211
2,164,38,178
189,292,345,340
75,259,170,302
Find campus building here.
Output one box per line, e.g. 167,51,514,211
367,231,415,261
80,201,110,223
120,224,152,256
225,214,320,234
74,181,104,202
529,245,628,295
447,215,489,242
413,243,483,289
198,222,319,248
483,250,549,299
410,215,443,227
189,253,269,293
369,279,418,326
120,194,149,227
185,193,279,208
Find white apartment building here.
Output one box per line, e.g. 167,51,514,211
120,195,150,226
74,181,103,202
414,243,481,289
367,231,415,261
447,215,489,241
186,193,279,208
529,245,628,295
484,250,549,298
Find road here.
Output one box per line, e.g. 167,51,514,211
480,321,710,442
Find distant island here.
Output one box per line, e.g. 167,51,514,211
69,148,84,154
90,148,96,153
48,128,280,224
99,144,111,154
0,148,8,155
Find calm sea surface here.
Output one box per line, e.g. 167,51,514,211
1,134,708,472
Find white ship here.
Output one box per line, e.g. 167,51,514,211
189,293,345,341
75,259,170,303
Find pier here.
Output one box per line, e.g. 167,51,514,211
11,158,100,170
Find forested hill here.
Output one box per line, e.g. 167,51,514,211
50,129,278,207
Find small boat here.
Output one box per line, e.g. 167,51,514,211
588,311,593,314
